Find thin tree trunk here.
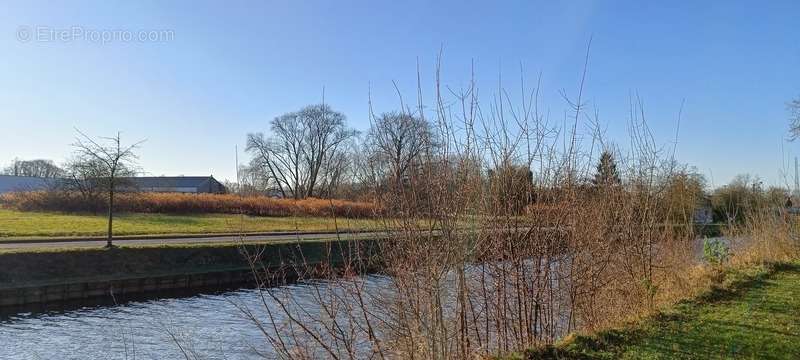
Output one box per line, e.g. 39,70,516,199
106,181,114,247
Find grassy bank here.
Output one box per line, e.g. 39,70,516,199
518,262,800,359
0,208,388,238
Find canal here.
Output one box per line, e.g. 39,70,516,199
0,275,390,359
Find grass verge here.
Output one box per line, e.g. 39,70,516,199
0,208,389,239
515,262,800,359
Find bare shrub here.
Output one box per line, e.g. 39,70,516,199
233,54,705,359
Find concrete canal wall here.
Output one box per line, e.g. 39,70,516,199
0,239,381,308
0,268,256,307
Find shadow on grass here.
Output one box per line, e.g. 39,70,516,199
522,328,647,359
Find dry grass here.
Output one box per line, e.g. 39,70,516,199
0,191,381,218
727,211,800,266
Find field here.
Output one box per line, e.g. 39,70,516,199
0,208,388,238
520,262,800,359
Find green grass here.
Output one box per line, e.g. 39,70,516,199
521,262,800,359
0,208,388,238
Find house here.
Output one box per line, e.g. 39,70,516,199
123,176,227,194
0,175,60,193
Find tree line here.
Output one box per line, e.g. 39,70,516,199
3,97,799,247
238,104,791,226
2,110,794,229
242,104,436,201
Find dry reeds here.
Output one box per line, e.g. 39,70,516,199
728,209,800,266
0,191,380,218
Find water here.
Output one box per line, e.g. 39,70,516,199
0,278,388,359
0,260,572,359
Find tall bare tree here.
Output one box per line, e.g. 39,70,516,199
303,105,358,197
247,112,304,198
246,104,356,199
366,112,434,184
72,130,143,247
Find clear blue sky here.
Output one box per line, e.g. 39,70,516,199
1,1,798,187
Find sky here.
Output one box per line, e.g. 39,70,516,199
0,1,798,188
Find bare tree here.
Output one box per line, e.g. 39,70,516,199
366,112,434,185
236,162,275,196
246,104,357,199
316,147,354,198
247,112,303,199
72,130,143,247
1,158,65,178
64,157,109,213
303,104,358,197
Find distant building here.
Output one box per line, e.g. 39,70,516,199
693,197,714,225
123,176,227,194
0,175,227,194
0,175,60,193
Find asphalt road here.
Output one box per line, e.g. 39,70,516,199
0,231,389,250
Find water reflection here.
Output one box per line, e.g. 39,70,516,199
0,257,578,359
0,276,387,359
